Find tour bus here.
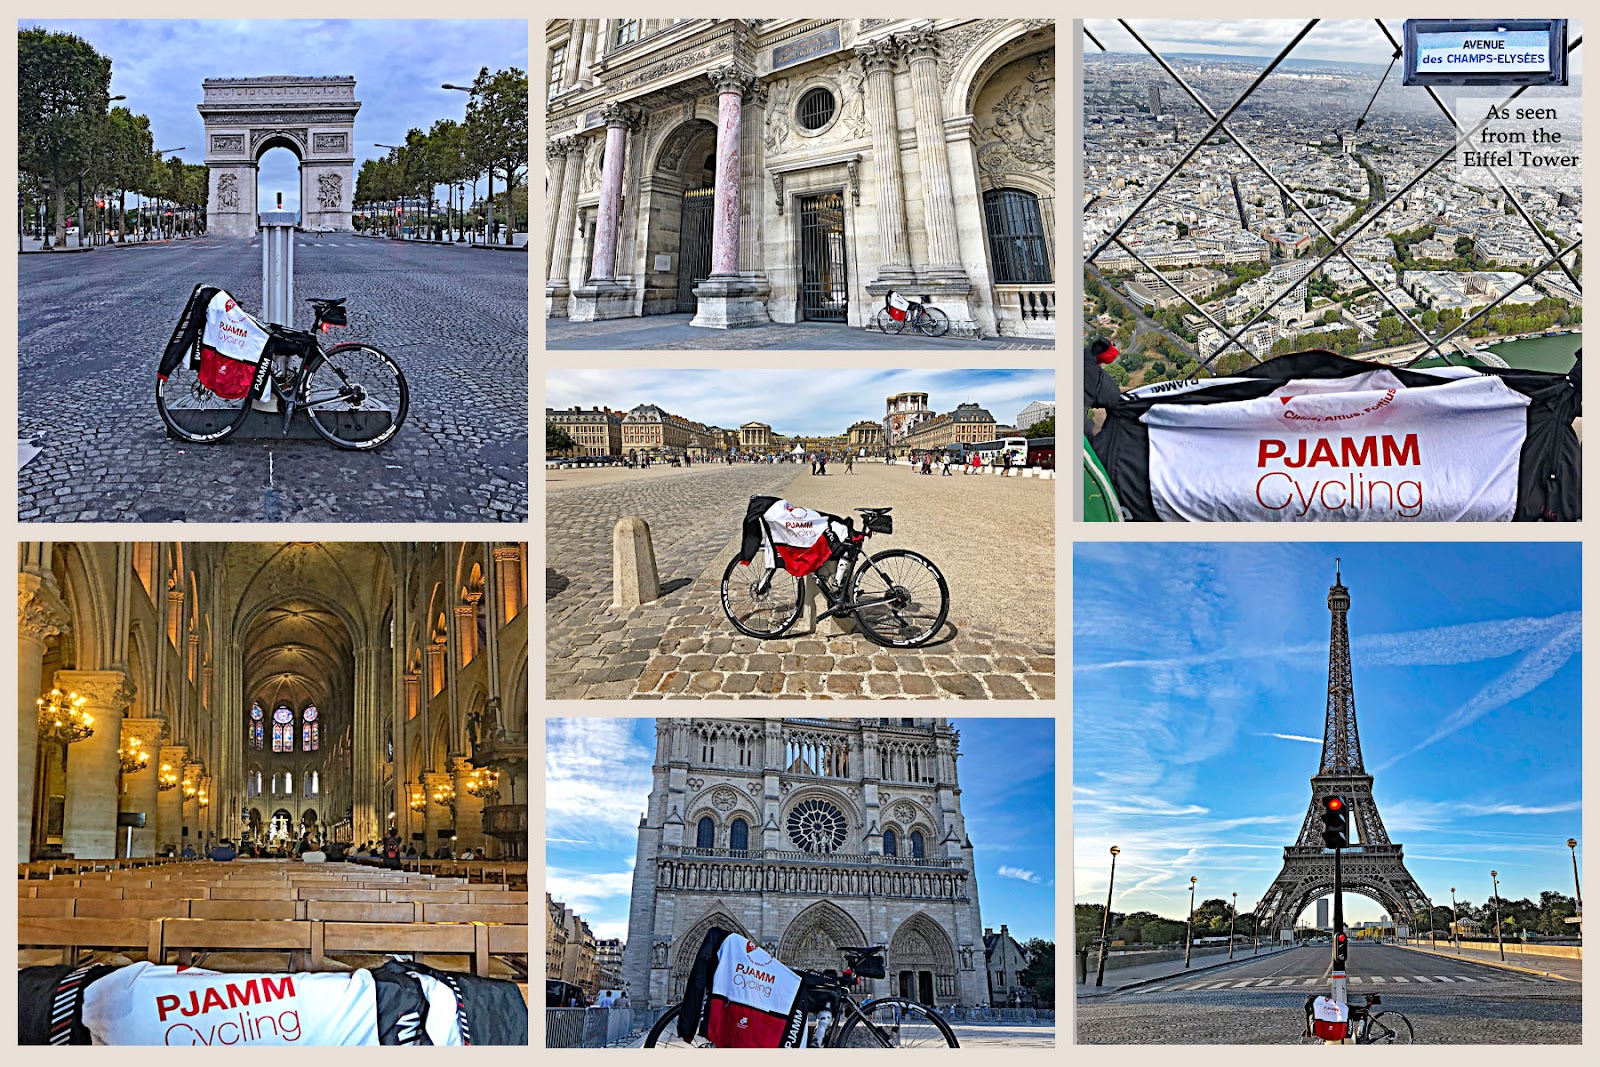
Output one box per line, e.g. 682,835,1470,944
1024,437,1055,469
968,437,1030,466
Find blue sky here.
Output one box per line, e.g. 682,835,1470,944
1074,542,1581,925
547,717,1057,944
23,19,527,212
544,369,1057,437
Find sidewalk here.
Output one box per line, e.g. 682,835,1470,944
1396,941,1582,982
1076,945,1294,997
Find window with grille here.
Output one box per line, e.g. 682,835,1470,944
730,818,749,852
548,45,566,99
797,88,836,131
884,829,898,857
696,816,715,849
615,20,641,47
983,189,1053,285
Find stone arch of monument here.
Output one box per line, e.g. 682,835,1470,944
200,76,361,237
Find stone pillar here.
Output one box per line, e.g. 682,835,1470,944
545,140,571,278
18,568,69,863
423,771,454,853
580,20,602,86
57,669,135,860
546,139,586,318
691,64,771,329
451,756,486,851
564,21,588,90
157,744,187,854
569,104,638,322
859,39,914,284
120,718,166,856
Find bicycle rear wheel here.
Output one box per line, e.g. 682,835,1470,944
721,555,804,638
1364,1011,1414,1045
916,306,951,337
849,549,950,647
870,307,897,333
156,355,254,444
642,1005,709,1048
304,342,408,450
835,998,959,1048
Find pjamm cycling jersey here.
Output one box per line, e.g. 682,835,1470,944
738,496,848,577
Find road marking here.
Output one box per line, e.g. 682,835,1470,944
1348,976,1363,984
1229,980,1258,987
1390,976,1408,983
1433,976,1455,982
1369,976,1386,984
1207,981,1235,989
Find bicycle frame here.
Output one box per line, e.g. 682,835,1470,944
246,318,354,435
750,522,902,621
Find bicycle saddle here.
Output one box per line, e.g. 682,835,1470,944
854,507,891,515
306,297,346,309
841,945,885,954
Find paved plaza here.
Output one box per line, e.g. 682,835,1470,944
18,235,528,522
546,313,1056,351
613,1019,1054,1047
545,460,1056,699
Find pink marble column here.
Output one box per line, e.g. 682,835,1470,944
707,65,755,277
588,103,636,283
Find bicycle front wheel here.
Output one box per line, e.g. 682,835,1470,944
835,999,959,1048
916,306,951,338
870,307,897,334
304,342,408,450
642,1005,709,1048
156,356,254,444
721,555,804,639
849,549,950,647
1364,1011,1414,1045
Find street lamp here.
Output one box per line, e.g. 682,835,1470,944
1185,875,1198,969
1568,838,1582,938
1450,887,1459,951
443,82,494,245
1490,870,1505,961
1252,903,1259,955
376,144,405,238
150,147,187,241
1094,846,1120,987
1229,892,1238,959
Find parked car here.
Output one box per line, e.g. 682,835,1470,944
547,979,589,1008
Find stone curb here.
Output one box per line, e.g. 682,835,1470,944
1393,943,1579,982
1082,946,1297,998
19,246,94,255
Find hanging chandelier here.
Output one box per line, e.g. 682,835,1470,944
431,779,457,808
464,765,500,799
37,688,94,746
408,785,427,812
118,735,151,775
157,762,180,791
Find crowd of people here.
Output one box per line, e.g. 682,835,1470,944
161,830,489,865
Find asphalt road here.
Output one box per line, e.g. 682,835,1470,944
1076,943,1581,1044
18,235,528,522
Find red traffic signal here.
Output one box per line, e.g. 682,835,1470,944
1320,796,1350,849
1326,797,1344,811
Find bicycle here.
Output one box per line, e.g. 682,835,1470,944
157,285,409,450
720,504,950,648
873,293,951,338
1302,993,1414,1045
643,945,960,1048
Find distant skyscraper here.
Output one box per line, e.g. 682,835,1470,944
1316,897,1330,930
1148,84,1162,119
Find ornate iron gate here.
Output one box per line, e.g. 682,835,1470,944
676,188,715,313
799,192,848,322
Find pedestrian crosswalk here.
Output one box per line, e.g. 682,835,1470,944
1175,972,1556,991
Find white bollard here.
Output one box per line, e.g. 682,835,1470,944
258,206,298,412
612,516,661,611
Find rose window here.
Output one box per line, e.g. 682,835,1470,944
787,799,847,853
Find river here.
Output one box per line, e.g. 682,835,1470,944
1484,332,1582,372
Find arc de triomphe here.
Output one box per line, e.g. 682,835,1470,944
200,76,361,237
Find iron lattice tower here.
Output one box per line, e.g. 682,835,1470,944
1256,563,1430,936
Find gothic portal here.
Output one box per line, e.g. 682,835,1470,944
622,718,988,1010
200,76,361,237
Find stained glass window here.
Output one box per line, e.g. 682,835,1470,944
273,705,293,753
303,706,319,752
249,703,264,750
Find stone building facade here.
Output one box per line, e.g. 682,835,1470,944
547,893,600,994
545,19,1055,339
983,924,1034,1006
622,717,987,1010
547,406,625,456
893,402,998,456
846,420,885,452
18,543,529,863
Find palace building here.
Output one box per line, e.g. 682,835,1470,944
621,717,989,1010
19,543,530,862
545,18,1055,339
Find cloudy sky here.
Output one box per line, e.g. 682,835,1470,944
1084,18,1583,67
547,717,1057,945
1074,541,1581,925
23,19,528,212
544,369,1057,436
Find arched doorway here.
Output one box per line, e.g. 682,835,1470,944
778,901,868,976
642,119,718,315
256,137,304,220
889,913,958,1006
667,907,751,1004
270,808,294,843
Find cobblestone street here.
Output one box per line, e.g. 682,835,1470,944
546,313,1055,350
546,462,1055,699
19,236,527,522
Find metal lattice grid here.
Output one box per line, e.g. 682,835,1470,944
1083,19,1583,376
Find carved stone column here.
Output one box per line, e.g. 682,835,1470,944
579,20,601,86
57,669,136,860
545,138,573,278
691,64,772,329
18,573,69,862
451,756,486,851
562,22,586,91
157,744,187,855
423,770,455,853
858,39,915,285
901,28,966,276
120,717,166,856
570,104,640,322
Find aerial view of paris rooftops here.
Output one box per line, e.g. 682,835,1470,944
1080,19,1582,523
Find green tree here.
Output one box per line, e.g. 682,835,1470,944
1018,939,1054,1005
18,26,113,245
97,106,152,242
1104,364,1129,387
546,422,577,454
1023,416,1056,438
464,65,529,243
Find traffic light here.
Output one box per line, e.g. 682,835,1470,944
1320,796,1349,849
1334,930,1348,970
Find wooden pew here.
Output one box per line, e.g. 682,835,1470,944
151,919,318,971
18,917,154,965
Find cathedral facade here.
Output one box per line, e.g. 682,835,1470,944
545,19,1055,339
622,718,987,1010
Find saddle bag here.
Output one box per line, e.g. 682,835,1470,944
850,954,886,980
197,346,257,400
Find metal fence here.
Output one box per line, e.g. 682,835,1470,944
545,1007,641,1048
939,1006,1056,1024
1083,18,1583,375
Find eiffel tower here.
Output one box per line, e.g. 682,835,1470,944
1255,562,1430,937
